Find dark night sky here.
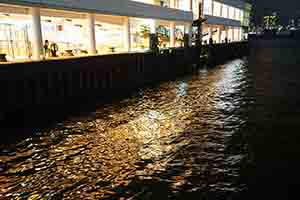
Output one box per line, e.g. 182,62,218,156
252,0,300,25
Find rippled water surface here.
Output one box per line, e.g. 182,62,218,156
1,57,300,199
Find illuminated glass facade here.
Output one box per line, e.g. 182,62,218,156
200,0,248,44
203,0,213,15
0,0,193,61
0,0,249,62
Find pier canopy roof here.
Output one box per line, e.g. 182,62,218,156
0,0,193,22
213,0,247,10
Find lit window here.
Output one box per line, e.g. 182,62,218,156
235,9,240,20
203,0,212,15
193,0,199,19
213,1,221,17
229,6,235,19
222,4,228,18
240,10,244,22
234,28,239,41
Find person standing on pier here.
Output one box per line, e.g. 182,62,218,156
225,37,228,44
44,40,49,58
50,42,59,57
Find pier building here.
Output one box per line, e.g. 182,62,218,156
0,0,250,61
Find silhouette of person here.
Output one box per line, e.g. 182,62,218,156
50,42,59,57
44,40,49,57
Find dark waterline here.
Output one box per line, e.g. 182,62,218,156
1,57,300,199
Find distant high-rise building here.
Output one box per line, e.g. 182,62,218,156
287,19,296,30
263,12,279,30
199,0,251,43
297,18,300,28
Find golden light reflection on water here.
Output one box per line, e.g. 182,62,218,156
0,59,248,199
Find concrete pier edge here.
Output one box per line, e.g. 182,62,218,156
0,43,248,124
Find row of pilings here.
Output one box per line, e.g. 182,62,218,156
0,42,248,124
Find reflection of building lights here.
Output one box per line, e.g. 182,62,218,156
176,81,188,97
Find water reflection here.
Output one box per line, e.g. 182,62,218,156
176,81,188,97
0,59,250,199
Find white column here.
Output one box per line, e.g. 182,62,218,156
87,13,96,55
31,7,43,60
227,6,230,18
150,19,156,34
185,23,192,46
233,8,236,21
149,19,157,50
217,27,222,43
170,22,176,47
208,26,212,39
123,17,131,52
232,27,235,42
188,0,192,11
240,28,243,41
211,0,214,15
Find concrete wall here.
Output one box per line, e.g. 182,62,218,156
0,48,196,120
0,0,193,22
0,43,248,122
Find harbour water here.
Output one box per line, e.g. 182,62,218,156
1,56,300,199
